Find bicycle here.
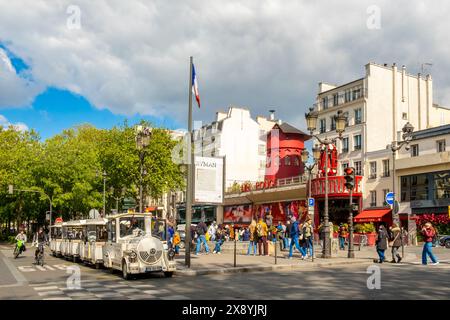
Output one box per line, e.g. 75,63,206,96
13,240,25,259
34,243,46,266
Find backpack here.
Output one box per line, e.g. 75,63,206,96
303,224,312,238
256,223,264,237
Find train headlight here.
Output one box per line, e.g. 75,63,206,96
168,248,175,260
129,251,137,259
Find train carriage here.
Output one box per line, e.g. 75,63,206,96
80,218,108,268
49,223,63,256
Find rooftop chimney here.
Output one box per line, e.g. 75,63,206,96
269,109,276,121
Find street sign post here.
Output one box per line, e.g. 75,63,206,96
385,192,394,206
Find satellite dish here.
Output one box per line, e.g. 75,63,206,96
89,209,100,219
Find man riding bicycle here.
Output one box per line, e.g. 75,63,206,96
32,227,48,263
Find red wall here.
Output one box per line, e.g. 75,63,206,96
265,127,307,182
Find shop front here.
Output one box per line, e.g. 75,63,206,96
176,204,217,224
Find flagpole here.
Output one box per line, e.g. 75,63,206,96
185,56,194,268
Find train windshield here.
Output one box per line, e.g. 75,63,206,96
119,216,146,237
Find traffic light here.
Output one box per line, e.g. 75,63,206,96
344,167,355,190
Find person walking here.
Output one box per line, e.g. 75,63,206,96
277,222,284,251
256,218,269,256
303,219,314,258
247,220,257,256
266,211,273,228
208,222,217,242
338,223,347,250
389,223,402,263
195,220,210,255
288,216,306,259
284,220,291,251
243,227,250,241
213,228,224,254
173,231,181,255
374,225,388,263
421,222,439,265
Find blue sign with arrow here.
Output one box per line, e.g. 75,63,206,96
385,192,394,205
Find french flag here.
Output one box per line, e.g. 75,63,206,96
192,64,200,108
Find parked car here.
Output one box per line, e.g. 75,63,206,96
439,235,450,248
176,224,196,249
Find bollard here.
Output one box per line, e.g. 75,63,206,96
311,236,314,262
274,237,277,265
234,238,237,268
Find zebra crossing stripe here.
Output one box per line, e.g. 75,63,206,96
34,286,59,291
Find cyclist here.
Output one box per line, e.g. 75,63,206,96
32,227,48,263
15,230,27,254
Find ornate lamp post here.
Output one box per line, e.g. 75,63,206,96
305,108,347,258
135,125,152,213
391,122,414,253
301,145,321,261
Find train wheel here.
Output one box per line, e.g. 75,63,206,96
164,271,173,278
122,261,130,280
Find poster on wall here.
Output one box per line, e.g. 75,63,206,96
223,205,253,223
194,156,224,204
255,200,307,223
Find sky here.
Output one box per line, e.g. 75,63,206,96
1,0,450,140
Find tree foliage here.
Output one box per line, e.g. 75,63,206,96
0,122,184,232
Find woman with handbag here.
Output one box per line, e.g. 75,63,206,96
389,223,402,263
374,225,388,263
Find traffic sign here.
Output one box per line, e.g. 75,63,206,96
385,192,394,205
308,198,315,207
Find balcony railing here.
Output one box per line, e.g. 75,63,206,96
312,88,368,111
311,175,363,197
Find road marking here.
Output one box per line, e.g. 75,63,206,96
44,265,55,271
38,290,64,296
44,297,73,300
35,265,46,271
0,252,28,286
34,286,59,291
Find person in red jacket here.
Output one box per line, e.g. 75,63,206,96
421,222,439,265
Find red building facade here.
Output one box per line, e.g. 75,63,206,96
265,123,310,182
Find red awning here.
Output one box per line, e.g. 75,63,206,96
354,209,391,223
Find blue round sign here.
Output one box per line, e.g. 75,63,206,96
385,192,394,205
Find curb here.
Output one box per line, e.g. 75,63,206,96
174,259,372,277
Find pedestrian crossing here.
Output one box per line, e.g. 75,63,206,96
30,280,190,300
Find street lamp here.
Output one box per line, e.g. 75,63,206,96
136,125,152,213
301,146,321,261
305,107,348,258
390,122,414,253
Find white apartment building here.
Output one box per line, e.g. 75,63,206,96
311,62,450,212
396,124,449,216
193,106,276,188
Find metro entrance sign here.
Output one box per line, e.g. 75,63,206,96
385,192,394,205
308,198,315,207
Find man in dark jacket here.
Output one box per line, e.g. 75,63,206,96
195,220,210,255
374,225,388,263
288,216,306,259
389,223,402,263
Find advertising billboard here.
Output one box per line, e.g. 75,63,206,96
194,156,224,204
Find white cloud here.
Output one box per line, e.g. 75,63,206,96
0,114,29,131
0,0,450,130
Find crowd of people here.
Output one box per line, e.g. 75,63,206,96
166,216,441,266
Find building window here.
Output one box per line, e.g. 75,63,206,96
333,93,339,106
322,97,329,110
342,162,349,174
402,113,408,120
320,119,326,133
434,172,450,200
345,90,351,103
354,108,362,124
383,189,390,206
354,161,362,175
330,116,336,130
284,156,291,166
370,191,377,207
382,159,390,177
354,135,362,150
342,137,349,153
369,161,377,179
411,144,419,157
437,140,446,153
258,144,266,155
352,88,361,100
410,174,429,201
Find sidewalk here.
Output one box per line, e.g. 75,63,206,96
173,243,450,276
173,245,376,277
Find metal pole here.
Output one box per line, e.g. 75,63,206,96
348,189,354,258
323,144,331,258
139,154,144,213
234,237,237,267
103,172,106,216
274,235,277,265
308,167,314,262
185,56,194,268
392,147,403,256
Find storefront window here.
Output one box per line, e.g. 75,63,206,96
434,172,450,199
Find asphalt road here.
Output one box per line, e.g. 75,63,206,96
0,243,449,300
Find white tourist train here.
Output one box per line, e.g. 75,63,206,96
49,212,176,279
